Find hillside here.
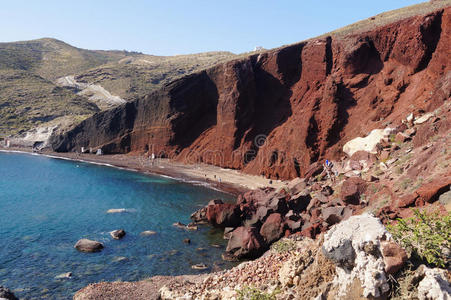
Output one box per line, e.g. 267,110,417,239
51,1,451,181
72,52,239,102
0,38,132,80
0,38,236,138
0,69,99,135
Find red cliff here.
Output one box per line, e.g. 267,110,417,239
51,5,451,180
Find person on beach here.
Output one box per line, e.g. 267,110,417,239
151,153,155,166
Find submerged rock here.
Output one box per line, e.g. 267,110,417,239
55,272,72,279
110,229,126,240
74,239,104,253
191,263,208,270
172,222,186,229
140,230,157,236
112,256,128,263
106,208,136,214
186,223,198,231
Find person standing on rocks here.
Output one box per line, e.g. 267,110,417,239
324,160,336,182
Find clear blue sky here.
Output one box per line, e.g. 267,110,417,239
0,0,426,56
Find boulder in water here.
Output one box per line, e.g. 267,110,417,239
110,229,126,240
74,239,104,253
0,286,18,300
172,222,186,229
55,272,72,279
191,263,208,270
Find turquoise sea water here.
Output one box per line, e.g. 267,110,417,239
0,152,235,299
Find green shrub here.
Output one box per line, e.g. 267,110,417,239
387,209,451,268
271,239,296,253
389,133,396,143
236,286,280,300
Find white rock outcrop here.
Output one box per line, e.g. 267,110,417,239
414,112,434,125
417,266,451,300
343,128,395,157
322,213,392,298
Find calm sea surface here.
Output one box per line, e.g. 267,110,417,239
0,152,235,299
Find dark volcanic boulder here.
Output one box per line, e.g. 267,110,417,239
206,203,241,228
74,239,104,253
255,206,269,221
300,222,322,239
190,206,208,224
285,219,302,232
223,227,235,240
238,189,272,206
259,213,284,244
208,199,224,206
266,196,289,215
287,190,311,212
110,229,126,240
341,177,367,205
285,210,300,221
321,206,344,225
322,239,356,271
321,186,334,197
0,286,18,300
225,226,264,259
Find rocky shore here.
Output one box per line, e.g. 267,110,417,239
74,103,451,299
4,83,450,300
188,104,451,263
2,3,450,298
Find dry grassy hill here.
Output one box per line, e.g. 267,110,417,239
0,38,236,137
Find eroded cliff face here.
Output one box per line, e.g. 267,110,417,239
51,7,451,180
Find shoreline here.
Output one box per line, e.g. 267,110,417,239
0,147,287,196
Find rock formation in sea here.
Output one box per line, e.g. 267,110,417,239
74,239,104,253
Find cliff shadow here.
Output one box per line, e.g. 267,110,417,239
326,84,357,147
242,67,295,164
169,72,219,149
